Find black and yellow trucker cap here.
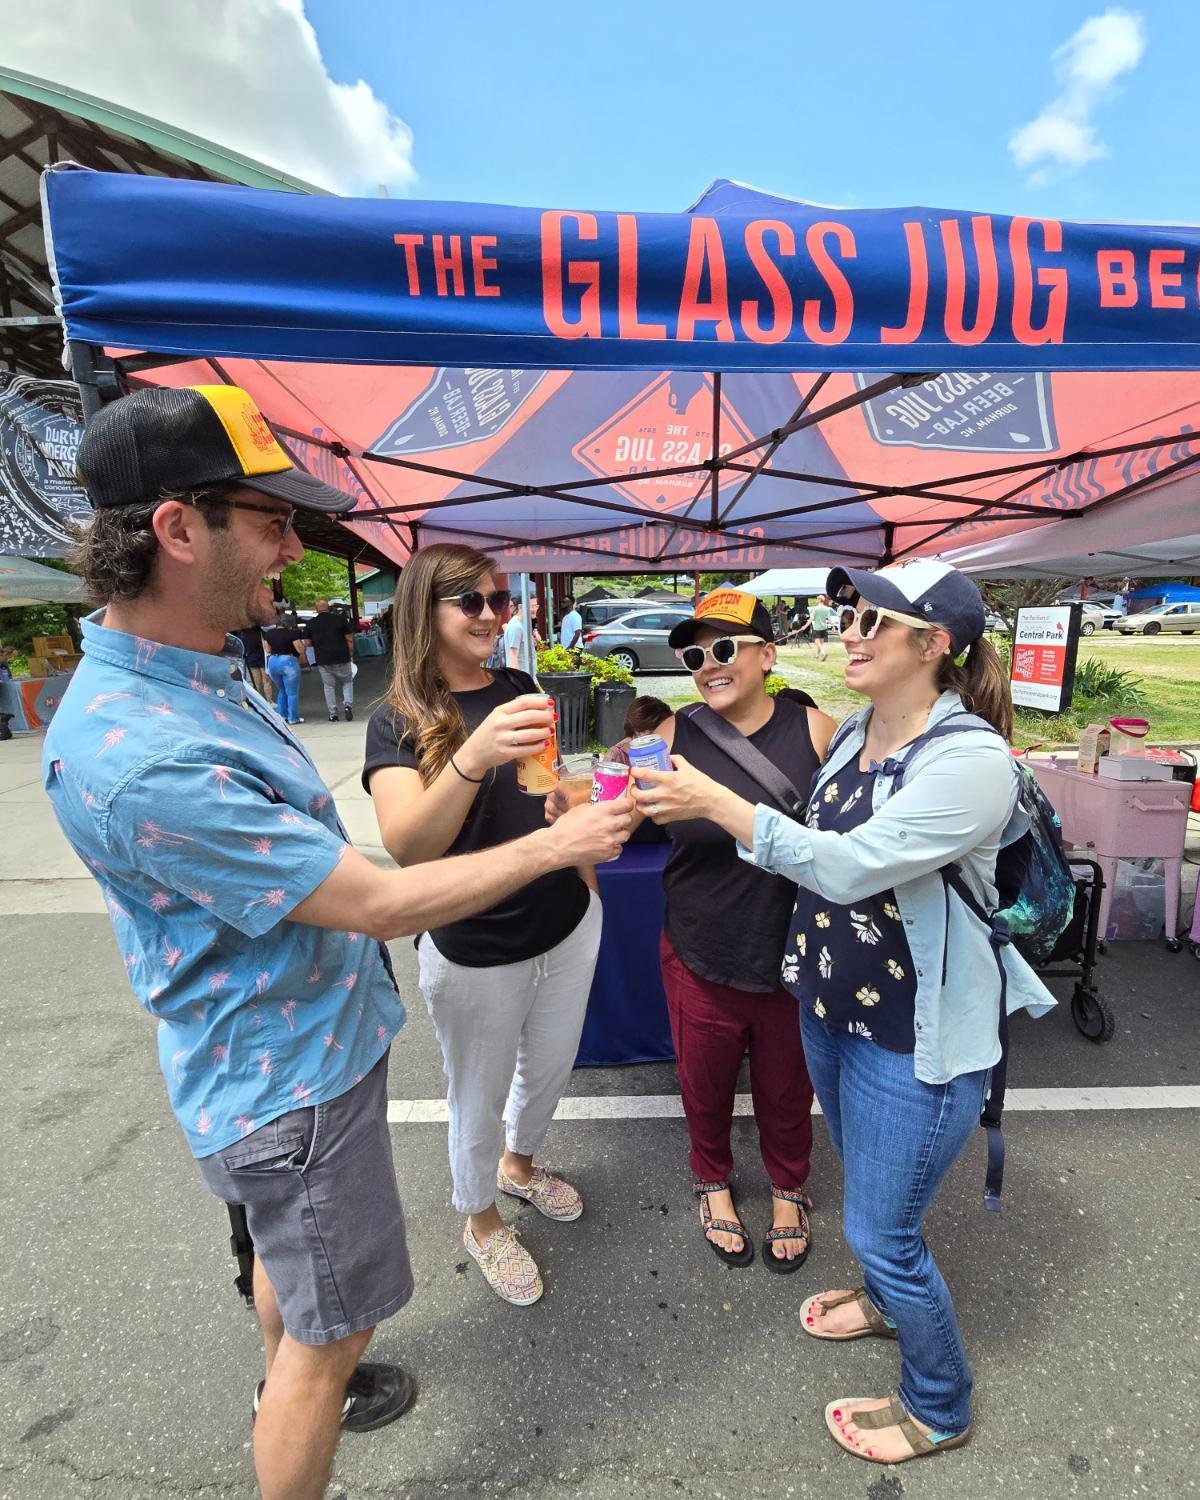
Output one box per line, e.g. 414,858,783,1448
76,385,354,514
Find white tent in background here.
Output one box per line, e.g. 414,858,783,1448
0,555,86,607
938,469,1200,580
741,567,832,598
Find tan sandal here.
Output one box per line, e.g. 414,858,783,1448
824,1393,971,1464
800,1287,898,1341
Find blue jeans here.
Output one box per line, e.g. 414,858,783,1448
799,1003,988,1433
267,653,301,722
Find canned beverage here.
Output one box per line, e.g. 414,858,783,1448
626,733,672,790
590,760,630,862
590,760,630,804
515,721,560,796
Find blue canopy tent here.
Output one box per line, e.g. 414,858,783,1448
39,166,1200,574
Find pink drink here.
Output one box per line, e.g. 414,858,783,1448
590,760,629,862
590,761,630,803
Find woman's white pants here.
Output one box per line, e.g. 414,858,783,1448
417,892,602,1214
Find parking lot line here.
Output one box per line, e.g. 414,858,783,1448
388,1084,1200,1124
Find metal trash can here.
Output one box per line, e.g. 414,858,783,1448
541,671,591,755
594,681,635,749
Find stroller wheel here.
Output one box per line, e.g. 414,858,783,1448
1165,937,1183,954
1071,987,1114,1043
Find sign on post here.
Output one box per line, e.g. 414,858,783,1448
1009,604,1080,713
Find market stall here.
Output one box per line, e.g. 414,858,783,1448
38,167,1200,1049
0,554,86,731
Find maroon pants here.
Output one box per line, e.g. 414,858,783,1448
660,936,813,1191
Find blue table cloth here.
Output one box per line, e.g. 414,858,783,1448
577,840,675,1067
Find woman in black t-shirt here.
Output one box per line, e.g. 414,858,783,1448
555,589,835,1271
363,544,600,1307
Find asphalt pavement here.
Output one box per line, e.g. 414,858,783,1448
1,659,1197,1499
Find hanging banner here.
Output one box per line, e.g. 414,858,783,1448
43,168,1200,373
0,373,90,557
1010,604,1080,712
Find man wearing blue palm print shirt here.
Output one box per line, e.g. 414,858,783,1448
42,386,630,1500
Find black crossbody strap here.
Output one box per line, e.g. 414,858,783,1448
679,703,805,816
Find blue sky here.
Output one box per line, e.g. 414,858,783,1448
303,1,1188,222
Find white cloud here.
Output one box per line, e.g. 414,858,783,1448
0,0,416,195
1009,8,1146,183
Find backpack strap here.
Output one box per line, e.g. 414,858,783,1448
678,703,805,817
876,712,1014,1210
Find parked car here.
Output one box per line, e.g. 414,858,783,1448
983,611,1010,633
578,598,645,631
1115,601,1200,635
582,607,693,672
1076,602,1122,635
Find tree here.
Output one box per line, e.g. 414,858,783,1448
280,552,351,608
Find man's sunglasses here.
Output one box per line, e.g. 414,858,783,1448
837,602,935,639
675,634,765,672
437,588,512,619
182,493,296,538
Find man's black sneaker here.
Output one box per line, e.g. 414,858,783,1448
329,711,339,723
252,1361,416,1433
344,705,354,721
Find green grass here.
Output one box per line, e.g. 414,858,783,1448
657,635,1200,748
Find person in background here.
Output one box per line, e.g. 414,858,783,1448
0,636,14,682
504,594,542,674
554,590,836,1271
263,605,307,724
631,560,1055,1466
304,598,356,723
807,594,835,661
43,384,630,1500
364,544,607,1308
559,596,583,650
602,695,673,765
233,623,274,704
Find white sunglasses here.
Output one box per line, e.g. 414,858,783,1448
675,634,766,671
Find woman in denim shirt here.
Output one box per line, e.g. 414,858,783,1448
632,561,1055,1467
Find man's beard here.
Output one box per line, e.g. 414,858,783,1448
198,531,276,633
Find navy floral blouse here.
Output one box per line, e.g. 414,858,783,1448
781,761,919,1052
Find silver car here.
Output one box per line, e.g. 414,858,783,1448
582,608,693,672
1115,601,1200,635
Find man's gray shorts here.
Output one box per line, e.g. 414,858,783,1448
198,1053,413,1345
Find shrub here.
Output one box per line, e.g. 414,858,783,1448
764,672,788,696
535,644,634,688
1071,658,1146,706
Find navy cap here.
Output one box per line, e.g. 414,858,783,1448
826,560,987,656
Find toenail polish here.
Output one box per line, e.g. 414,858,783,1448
832,1409,842,1421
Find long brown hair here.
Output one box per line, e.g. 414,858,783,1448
386,543,498,785
936,635,1014,743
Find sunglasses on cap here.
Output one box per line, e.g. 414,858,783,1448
675,634,766,672
838,602,936,639
437,588,512,619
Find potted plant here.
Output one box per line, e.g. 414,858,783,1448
536,645,635,753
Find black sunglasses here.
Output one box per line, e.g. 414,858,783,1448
437,588,512,619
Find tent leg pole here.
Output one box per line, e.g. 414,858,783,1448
68,340,116,421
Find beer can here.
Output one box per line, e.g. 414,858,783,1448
515,721,560,796
626,732,672,790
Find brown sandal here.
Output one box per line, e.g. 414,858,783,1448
762,1185,813,1275
800,1287,897,1341
824,1393,971,1463
694,1180,754,1268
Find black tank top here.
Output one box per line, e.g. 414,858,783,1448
663,697,819,992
